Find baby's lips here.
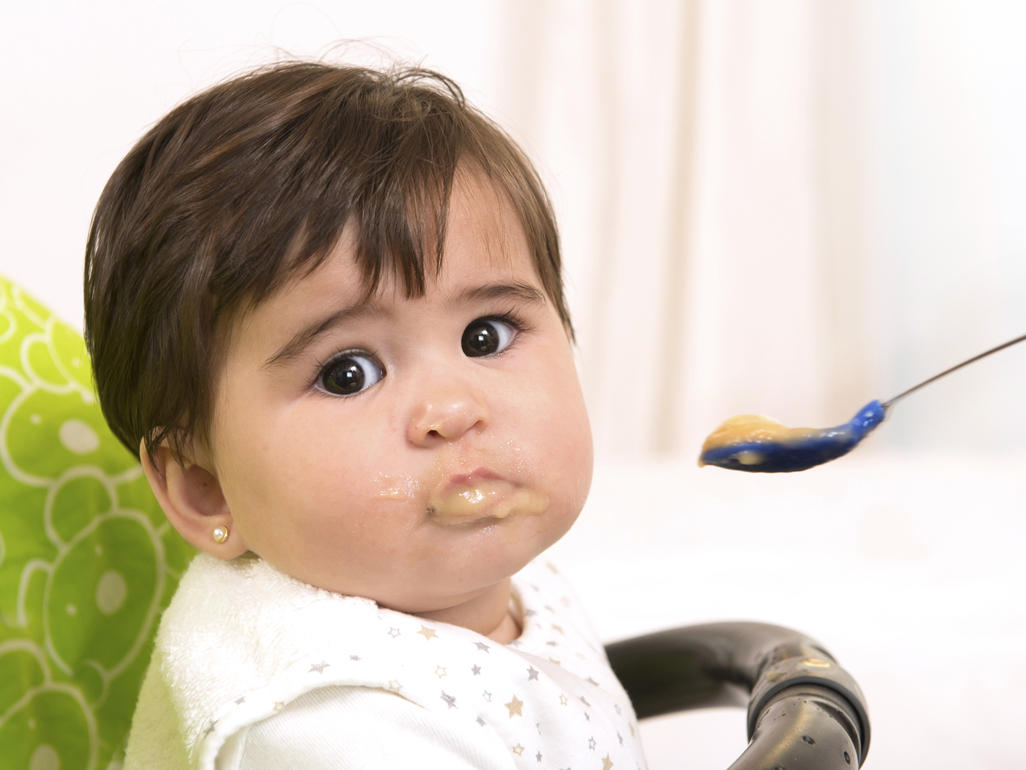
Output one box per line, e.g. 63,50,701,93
427,473,548,522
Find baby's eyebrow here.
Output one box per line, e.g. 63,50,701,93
262,282,544,369
456,282,546,306
263,302,378,369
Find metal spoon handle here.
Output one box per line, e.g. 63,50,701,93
882,332,1026,409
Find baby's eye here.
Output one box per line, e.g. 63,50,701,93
316,351,385,396
461,317,518,358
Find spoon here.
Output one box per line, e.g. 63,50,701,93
698,332,1026,473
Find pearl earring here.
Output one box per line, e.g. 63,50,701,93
212,525,229,544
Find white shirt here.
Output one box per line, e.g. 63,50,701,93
125,555,647,769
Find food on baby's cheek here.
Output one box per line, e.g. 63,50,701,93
698,400,886,473
372,474,423,501
427,479,548,521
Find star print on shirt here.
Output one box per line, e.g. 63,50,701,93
180,560,647,768
505,695,523,717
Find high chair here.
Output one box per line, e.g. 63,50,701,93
0,275,869,769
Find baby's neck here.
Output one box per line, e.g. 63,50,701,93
416,578,522,644
487,606,522,644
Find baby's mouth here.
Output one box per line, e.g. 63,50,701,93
426,472,548,523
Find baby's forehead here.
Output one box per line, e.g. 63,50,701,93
322,171,537,294
237,183,537,321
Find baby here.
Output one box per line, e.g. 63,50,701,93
84,62,645,768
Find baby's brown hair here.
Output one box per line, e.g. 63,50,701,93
84,62,570,462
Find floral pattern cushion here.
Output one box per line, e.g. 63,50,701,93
0,275,193,769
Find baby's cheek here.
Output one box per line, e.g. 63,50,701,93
559,423,594,514
549,404,593,477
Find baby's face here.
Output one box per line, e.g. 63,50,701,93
204,173,592,617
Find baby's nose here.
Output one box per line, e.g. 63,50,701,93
406,381,489,446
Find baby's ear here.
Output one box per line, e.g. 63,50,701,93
140,436,249,559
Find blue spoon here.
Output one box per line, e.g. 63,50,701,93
699,332,1026,473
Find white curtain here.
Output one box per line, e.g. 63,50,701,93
486,0,1026,461
4,0,1025,462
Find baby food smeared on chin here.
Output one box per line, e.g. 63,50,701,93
698,401,886,473
427,471,549,524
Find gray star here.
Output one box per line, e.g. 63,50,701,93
441,692,457,709
309,662,330,673
471,665,482,676
527,666,539,680
475,641,490,653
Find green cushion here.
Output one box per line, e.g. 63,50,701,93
0,275,194,769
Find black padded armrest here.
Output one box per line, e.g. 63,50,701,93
605,621,870,769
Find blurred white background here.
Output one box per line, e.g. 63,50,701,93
3,1,1024,767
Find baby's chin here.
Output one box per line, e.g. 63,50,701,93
368,539,549,616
